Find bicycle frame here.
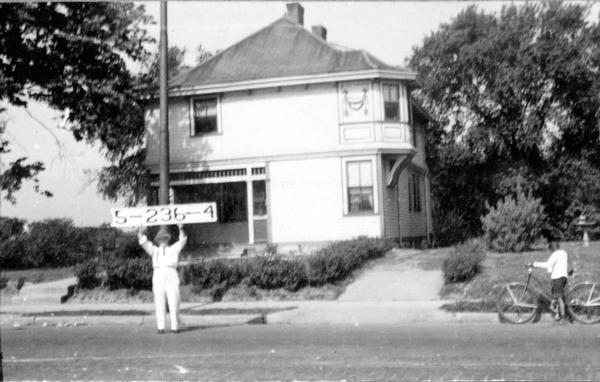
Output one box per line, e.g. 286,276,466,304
524,269,557,304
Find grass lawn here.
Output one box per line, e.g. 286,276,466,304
2,267,75,284
440,241,600,311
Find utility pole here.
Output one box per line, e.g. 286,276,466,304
156,0,170,241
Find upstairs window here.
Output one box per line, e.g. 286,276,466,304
347,160,374,213
383,84,400,121
191,97,218,136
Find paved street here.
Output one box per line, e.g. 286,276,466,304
3,323,600,381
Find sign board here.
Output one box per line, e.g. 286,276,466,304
110,203,217,228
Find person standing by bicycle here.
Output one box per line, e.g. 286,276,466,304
530,241,569,323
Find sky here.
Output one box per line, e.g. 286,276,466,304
2,1,597,226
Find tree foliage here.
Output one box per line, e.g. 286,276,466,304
0,2,152,203
0,1,215,206
410,1,600,243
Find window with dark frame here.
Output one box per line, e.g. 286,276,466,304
252,180,267,216
347,160,374,213
192,97,218,135
408,172,422,213
383,84,400,121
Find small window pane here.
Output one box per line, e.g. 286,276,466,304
348,187,373,213
347,162,361,187
383,84,399,102
360,161,372,186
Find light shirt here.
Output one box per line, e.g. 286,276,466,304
139,234,187,269
533,249,568,279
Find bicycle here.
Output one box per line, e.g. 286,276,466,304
496,265,600,324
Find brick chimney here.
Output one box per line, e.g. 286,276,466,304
286,3,304,26
312,25,327,40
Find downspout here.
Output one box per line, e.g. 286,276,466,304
424,168,432,245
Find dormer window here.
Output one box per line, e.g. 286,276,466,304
191,97,218,136
383,84,400,121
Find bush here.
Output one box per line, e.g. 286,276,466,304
0,220,122,270
442,239,486,284
182,259,244,291
0,236,32,269
0,274,8,289
481,190,546,252
307,237,392,285
114,236,146,259
247,256,307,292
75,259,102,289
105,256,153,291
0,217,25,242
26,218,97,267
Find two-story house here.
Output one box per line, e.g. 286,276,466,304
144,3,433,247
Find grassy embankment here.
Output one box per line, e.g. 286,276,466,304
439,241,600,312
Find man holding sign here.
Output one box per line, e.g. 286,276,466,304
137,223,187,334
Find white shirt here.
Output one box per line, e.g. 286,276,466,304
533,249,568,279
139,234,187,269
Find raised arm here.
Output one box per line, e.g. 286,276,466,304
171,224,188,253
137,227,155,256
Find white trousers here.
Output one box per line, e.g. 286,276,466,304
152,267,180,331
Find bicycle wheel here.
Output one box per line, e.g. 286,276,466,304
496,283,538,324
567,282,600,324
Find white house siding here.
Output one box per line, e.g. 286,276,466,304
269,157,381,243
383,181,400,239
397,169,427,239
145,83,340,167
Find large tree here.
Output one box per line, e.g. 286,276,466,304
410,1,600,243
0,2,152,203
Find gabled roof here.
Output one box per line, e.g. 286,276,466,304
169,17,416,92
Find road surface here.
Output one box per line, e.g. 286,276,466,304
3,323,600,380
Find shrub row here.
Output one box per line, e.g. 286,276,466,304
75,236,152,291
0,218,121,269
179,236,393,297
77,237,392,296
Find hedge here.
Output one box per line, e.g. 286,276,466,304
179,236,393,298
0,218,122,269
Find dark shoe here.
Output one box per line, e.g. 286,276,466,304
157,329,165,334
171,329,179,334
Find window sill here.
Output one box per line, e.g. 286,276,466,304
344,212,379,217
190,131,221,138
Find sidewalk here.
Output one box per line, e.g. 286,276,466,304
0,299,506,329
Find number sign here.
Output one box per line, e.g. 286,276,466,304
110,203,217,228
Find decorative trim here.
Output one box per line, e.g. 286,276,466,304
386,154,415,187
145,148,415,173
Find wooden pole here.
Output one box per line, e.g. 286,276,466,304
156,0,170,241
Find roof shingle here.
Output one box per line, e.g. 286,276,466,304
169,17,411,90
